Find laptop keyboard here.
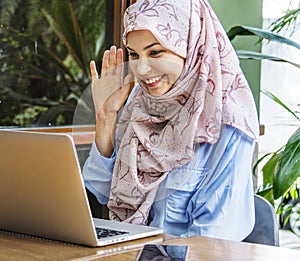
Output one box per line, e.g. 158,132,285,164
95,227,129,239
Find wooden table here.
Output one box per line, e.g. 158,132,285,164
0,230,299,261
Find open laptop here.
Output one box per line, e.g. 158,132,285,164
0,129,163,247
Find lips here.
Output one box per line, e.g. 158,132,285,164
143,75,165,88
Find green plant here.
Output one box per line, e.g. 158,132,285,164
227,25,300,68
254,92,300,235
253,92,300,205
269,7,300,35
227,9,300,233
0,0,105,127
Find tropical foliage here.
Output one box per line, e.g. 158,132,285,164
269,6,300,34
0,0,106,127
227,6,300,228
254,92,300,233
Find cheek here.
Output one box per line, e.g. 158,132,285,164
173,61,184,78
156,59,184,79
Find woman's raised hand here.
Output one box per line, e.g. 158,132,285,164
90,46,133,118
90,46,133,157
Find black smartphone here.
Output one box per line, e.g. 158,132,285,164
136,244,188,261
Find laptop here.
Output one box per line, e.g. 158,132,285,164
0,129,163,247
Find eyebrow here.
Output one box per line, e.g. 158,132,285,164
126,42,161,51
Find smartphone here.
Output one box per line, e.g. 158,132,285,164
136,244,188,261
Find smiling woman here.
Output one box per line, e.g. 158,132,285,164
83,0,260,242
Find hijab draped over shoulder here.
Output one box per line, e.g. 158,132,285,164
107,0,259,225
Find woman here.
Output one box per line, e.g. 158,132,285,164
83,0,259,241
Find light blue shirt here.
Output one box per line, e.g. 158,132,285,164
82,87,256,242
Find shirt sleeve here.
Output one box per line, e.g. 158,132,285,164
82,142,116,204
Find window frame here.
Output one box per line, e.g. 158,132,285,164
10,0,137,145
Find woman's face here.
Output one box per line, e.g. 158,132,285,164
126,30,185,96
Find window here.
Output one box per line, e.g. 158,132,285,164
0,0,135,129
260,0,300,156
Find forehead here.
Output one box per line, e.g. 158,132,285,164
126,30,161,49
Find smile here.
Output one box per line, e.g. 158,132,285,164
144,75,165,87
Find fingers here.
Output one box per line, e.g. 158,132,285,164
116,48,124,79
116,48,123,65
101,46,123,76
90,60,98,81
101,50,110,75
109,46,116,68
91,46,126,90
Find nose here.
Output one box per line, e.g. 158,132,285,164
136,58,151,76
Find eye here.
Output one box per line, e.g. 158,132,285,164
128,52,139,59
150,50,164,56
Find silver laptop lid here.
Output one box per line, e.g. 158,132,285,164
0,130,163,247
0,130,98,246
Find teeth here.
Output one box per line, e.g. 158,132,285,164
144,76,162,84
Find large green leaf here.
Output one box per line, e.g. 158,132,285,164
274,128,300,199
262,90,300,122
270,7,300,34
256,187,274,206
252,151,272,176
261,153,280,189
42,0,89,76
227,25,300,50
236,50,300,69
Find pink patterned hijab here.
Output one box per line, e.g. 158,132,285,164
107,0,259,225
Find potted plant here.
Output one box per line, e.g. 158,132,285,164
254,92,300,235
227,7,300,235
